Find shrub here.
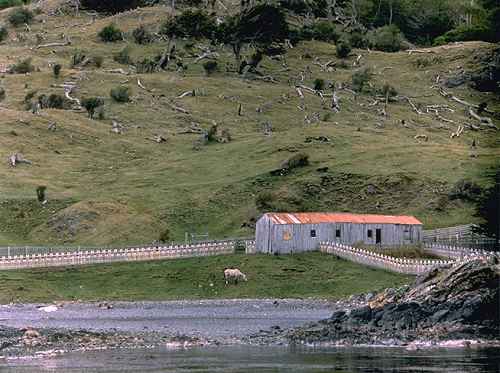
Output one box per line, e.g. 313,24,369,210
10,58,34,74
135,57,157,73
0,87,5,102
8,7,33,26
280,152,309,171
202,60,217,75
71,50,86,67
448,180,482,202
313,78,325,91
160,9,217,39
52,63,61,78
336,39,351,58
98,24,123,42
349,31,368,48
0,0,24,10
0,26,8,42
255,191,275,211
36,185,46,203
38,93,69,109
132,24,153,44
311,21,339,42
381,83,397,98
433,24,492,46
110,86,130,102
158,228,170,243
368,25,405,52
114,46,132,65
81,97,104,118
352,67,372,93
93,55,104,68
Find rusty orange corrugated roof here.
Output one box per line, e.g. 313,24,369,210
265,212,422,225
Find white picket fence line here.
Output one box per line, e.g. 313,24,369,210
422,243,499,260
320,242,464,275
0,241,241,271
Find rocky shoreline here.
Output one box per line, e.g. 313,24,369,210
0,257,498,357
248,257,500,348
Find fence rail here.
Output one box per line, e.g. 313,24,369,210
319,241,497,275
0,239,255,271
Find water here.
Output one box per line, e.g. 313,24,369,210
1,346,499,372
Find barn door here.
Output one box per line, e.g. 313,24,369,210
376,229,382,244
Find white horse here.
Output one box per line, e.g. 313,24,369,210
224,268,247,285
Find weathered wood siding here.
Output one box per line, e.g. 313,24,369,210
255,218,422,253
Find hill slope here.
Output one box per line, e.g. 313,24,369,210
0,3,498,246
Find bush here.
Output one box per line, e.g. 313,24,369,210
381,83,397,98
280,152,309,171
0,0,24,10
433,24,492,46
135,57,157,73
114,46,132,65
8,7,33,26
352,67,372,93
93,55,104,68
448,180,482,202
71,50,86,67
10,58,34,74
110,86,131,102
0,25,8,42
368,25,405,52
0,87,5,102
38,93,70,109
98,24,123,42
311,21,339,42
313,78,325,91
349,31,368,48
336,39,351,58
255,191,276,211
52,63,61,78
160,9,217,39
81,97,104,118
132,24,153,44
202,60,217,75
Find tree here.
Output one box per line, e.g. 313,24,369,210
474,168,500,251
216,4,289,73
81,97,104,118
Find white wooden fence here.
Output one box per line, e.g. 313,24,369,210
0,241,240,271
422,243,498,260
320,242,455,275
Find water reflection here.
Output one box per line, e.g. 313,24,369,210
1,345,499,372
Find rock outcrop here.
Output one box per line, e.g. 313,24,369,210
255,257,500,346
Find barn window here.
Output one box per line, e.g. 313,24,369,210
283,231,292,241
310,229,316,238
367,229,373,238
335,229,341,238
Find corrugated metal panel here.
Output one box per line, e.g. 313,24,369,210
265,212,422,225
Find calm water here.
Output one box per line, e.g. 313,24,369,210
1,346,499,373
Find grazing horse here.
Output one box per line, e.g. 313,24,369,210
224,268,247,285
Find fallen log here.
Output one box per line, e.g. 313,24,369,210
34,37,71,50
8,153,32,167
468,108,497,129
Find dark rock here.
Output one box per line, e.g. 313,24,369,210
349,306,372,322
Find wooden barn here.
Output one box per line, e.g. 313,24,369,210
255,212,423,254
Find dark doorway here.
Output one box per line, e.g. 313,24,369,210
376,229,382,244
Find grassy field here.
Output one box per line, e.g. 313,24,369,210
0,252,411,303
0,2,498,247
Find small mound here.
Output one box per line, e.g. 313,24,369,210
30,200,159,245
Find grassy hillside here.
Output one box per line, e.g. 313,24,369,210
0,252,411,303
0,3,499,246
